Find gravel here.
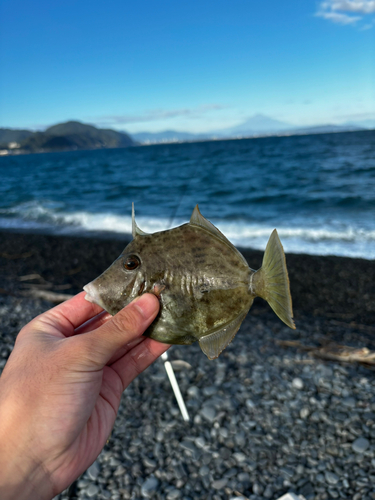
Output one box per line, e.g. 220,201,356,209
1,293,375,500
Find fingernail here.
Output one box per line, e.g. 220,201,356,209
133,294,159,319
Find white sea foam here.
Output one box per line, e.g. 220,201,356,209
1,201,375,259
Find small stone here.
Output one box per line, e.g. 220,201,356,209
86,484,99,497
237,472,250,483
300,407,310,419
264,485,273,498
252,483,263,495
200,406,216,423
171,360,192,371
141,476,159,498
352,437,370,453
180,440,197,454
113,465,126,476
233,452,246,463
245,399,255,409
199,465,210,477
276,494,301,500
292,378,304,389
87,460,100,481
325,471,339,485
166,489,182,500
342,396,356,408
203,385,217,396
143,457,157,468
212,478,228,489
235,431,246,447
195,436,206,448
187,386,199,398
219,427,229,438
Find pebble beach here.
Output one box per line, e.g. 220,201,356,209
1,230,375,500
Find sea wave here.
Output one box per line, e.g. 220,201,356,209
1,201,375,259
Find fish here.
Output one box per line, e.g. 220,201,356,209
84,205,295,359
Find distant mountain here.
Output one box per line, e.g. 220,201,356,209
345,119,375,130
0,128,33,147
219,114,292,137
1,121,136,153
132,114,294,144
132,114,367,145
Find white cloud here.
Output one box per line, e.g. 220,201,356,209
328,0,375,13
316,0,375,25
93,105,227,126
316,10,361,23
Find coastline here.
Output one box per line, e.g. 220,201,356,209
1,229,375,325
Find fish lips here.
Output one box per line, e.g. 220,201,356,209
83,282,107,311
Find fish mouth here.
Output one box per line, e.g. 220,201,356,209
83,282,106,310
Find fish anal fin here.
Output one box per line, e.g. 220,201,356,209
190,205,232,246
132,203,148,238
199,312,247,360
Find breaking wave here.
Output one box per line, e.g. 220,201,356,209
1,201,375,259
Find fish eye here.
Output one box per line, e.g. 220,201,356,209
124,255,141,271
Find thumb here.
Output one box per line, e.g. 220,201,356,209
75,294,160,369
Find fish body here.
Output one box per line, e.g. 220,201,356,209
84,205,295,359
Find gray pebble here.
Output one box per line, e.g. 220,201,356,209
325,471,339,485
143,457,157,468
200,405,216,423
86,484,100,497
352,437,370,453
195,436,206,448
300,407,310,419
233,452,246,463
180,440,197,454
141,476,159,498
342,396,356,407
87,460,100,481
166,489,182,500
199,465,210,477
212,478,228,489
292,377,304,389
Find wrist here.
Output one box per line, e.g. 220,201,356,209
0,455,53,500
0,397,55,500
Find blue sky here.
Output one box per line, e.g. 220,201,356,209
1,0,374,133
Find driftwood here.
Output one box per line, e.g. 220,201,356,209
0,251,33,259
277,339,375,366
20,289,74,303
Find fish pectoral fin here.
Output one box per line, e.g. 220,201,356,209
198,312,247,360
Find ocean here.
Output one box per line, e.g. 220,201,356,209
1,130,375,259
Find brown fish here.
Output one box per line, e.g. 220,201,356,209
84,205,295,359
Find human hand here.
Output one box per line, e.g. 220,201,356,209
0,292,168,500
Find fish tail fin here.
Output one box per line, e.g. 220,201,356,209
251,229,295,329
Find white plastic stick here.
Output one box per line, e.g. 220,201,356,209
161,351,190,422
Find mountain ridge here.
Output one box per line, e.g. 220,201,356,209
0,121,136,153
0,115,373,152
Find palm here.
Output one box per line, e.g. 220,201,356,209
6,292,168,497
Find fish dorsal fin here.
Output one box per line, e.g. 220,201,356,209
198,311,248,360
132,203,148,238
189,205,231,245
